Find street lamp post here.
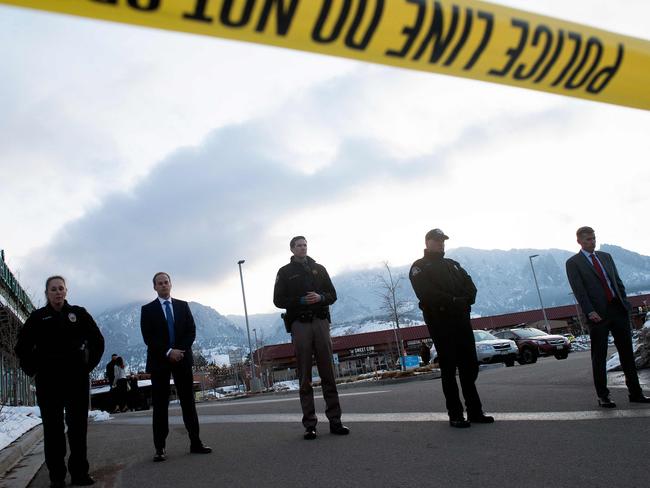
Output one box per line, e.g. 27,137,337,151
568,292,585,336
237,260,258,391
529,254,551,332
253,328,261,386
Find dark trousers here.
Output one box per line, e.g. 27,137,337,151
428,315,483,420
150,363,200,449
35,373,90,483
588,300,642,398
291,317,342,429
114,378,128,410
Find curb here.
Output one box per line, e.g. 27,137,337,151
0,424,44,478
214,369,443,402
336,370,442,388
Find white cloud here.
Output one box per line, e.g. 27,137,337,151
2,0,649,316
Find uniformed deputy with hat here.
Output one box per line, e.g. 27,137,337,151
409,229,494,428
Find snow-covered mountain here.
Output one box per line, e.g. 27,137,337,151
96,301,246,372
238,244,650,341
95,245,650,370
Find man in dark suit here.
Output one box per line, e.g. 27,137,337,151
565,226,649,408
140,272,211,462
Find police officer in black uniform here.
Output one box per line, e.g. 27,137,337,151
105,353,118,411
409,229,493,428
15,276,104,487
273,236,349,440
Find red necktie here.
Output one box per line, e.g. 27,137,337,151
590,254,614,302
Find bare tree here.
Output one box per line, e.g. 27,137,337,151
192,348,209,371
376,262,407,369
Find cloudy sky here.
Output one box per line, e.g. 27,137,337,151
1,0,649,316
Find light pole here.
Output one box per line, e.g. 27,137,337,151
568,292,585,336
253,328,261,385
529,254,551,332
237,260,258,391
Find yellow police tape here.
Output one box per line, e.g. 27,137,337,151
3,0,649,110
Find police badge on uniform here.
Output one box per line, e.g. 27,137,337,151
68,313,77,323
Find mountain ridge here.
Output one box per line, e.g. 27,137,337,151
95,245,650,371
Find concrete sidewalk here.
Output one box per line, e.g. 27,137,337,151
0,425,44,487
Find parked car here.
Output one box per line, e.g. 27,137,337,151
493,327,571,364
428,330,518,367
473,330,518,367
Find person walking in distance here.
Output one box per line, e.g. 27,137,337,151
419,341,431,365
112,356,129,413
140,272,212,462
565,226,650,408
409,229,494,428
273,236,349,440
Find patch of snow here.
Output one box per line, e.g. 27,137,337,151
269,380,299,392
571,334,592,352
0,405,42,451
332,320,419,336
607,329,643,371
606,352,621,371
88,410,111,422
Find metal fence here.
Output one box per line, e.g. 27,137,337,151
0,348,36,406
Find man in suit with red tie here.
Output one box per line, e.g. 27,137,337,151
566,227,650,408
140,272,212,462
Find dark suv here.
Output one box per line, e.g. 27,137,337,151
493,327,571,365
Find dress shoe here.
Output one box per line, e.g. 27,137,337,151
468,413,495,424
598,396,616,408
190,443,212,454
329,423,350,435
629,394,650,403
50,481,66,488
153,448,167,462
70,475,95,486
449,418,471,428
304,427,317,440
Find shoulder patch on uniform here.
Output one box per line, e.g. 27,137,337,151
411,266,421,276
68,313,77,323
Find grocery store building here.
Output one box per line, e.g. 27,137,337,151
255,294,650,382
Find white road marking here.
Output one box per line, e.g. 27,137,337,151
108,409,650,425
195,389,392,408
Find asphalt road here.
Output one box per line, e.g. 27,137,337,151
28,351,650,488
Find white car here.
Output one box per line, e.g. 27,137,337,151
429,330,518,367
473,330,518,367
